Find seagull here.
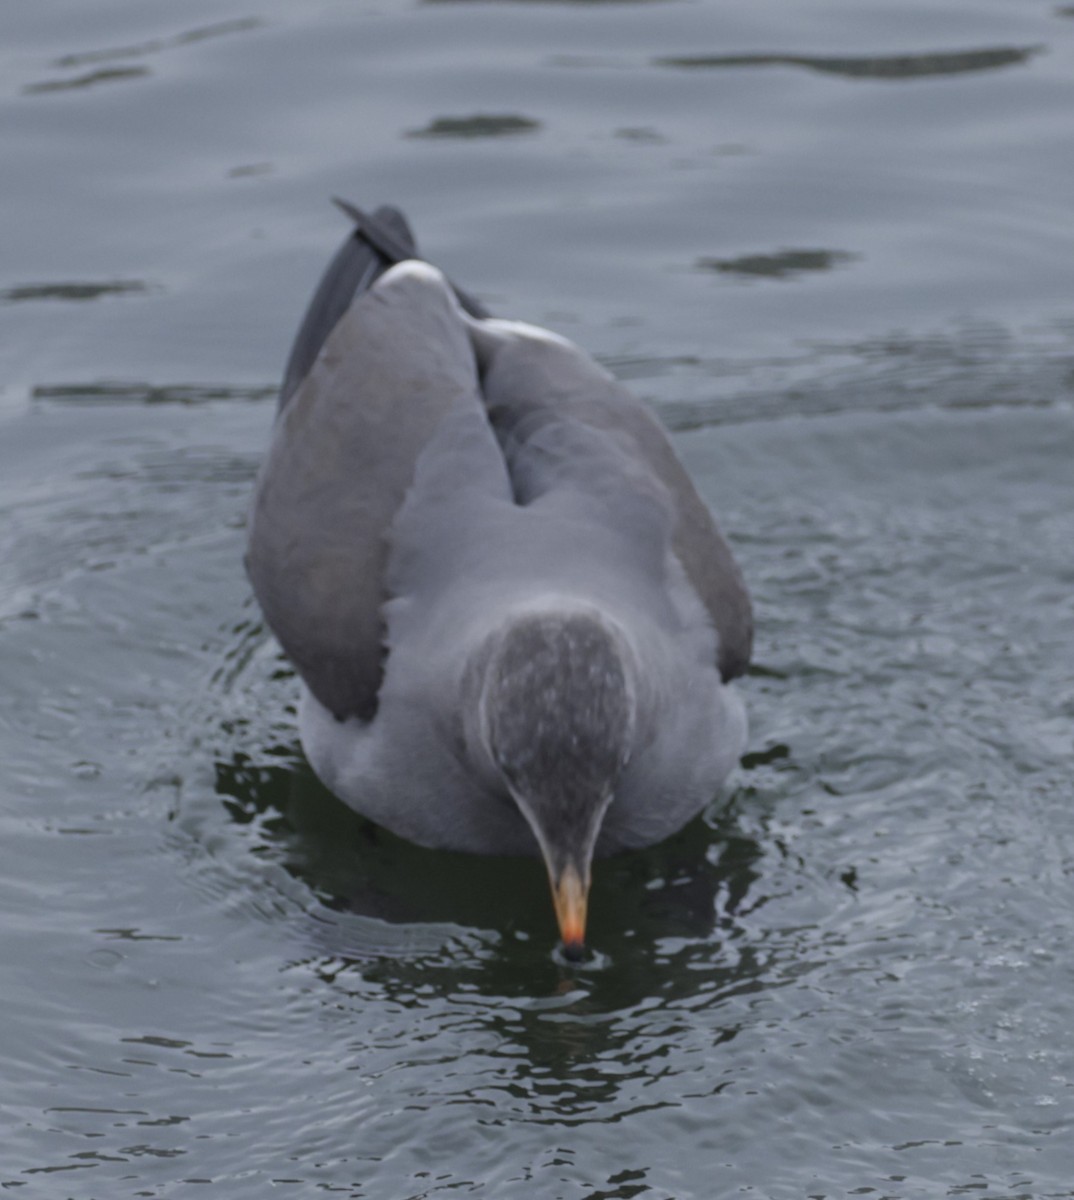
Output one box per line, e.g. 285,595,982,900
246,202,752,956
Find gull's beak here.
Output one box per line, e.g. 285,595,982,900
548,861,590,956
508,785,610,957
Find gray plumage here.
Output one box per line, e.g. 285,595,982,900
246,205,751,880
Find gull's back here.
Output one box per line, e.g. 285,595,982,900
246,206,751,856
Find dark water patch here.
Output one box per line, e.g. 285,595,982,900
425,0,673,5
24,66,149,94
740,742,791,769
654,46,1041,81
33,382,276,406
211,747,758,964
227,162,274,179
52,18,264,68
613,126,668,143
407,114,541,139
2,281,150,303
698,248,856,280
95,927,183,942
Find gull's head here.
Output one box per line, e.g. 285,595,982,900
479,607,636,956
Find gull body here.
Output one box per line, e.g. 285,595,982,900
246,205,752,950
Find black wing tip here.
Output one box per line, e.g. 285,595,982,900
331,194,365,222
331,197,418,262
331,196,490,320
280,198,490,409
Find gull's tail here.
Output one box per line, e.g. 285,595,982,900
279,200,488,411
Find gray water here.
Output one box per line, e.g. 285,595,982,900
2,0,1073,1196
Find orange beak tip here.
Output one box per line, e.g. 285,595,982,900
551,863,590,956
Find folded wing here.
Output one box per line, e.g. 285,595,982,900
247,259,483,721
466,318,753,680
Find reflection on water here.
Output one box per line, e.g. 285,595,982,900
24,17,264,97
33,382,276,405
212,744,765,945
613,126,668,143
655,45,1040,80
2,281,150,302
23,66,149,94
52,18,264,68
206,727,793,1113
227,162,274,179
407,114,542,138
698,248,856,280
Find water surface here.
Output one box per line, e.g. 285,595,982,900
2,0,1072,1195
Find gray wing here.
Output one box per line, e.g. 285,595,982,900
466,318,753,681
246,261,483,721
278,205,418,412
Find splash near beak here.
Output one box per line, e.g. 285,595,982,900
550,862,589,955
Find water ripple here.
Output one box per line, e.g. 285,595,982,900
654,45,1042,81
